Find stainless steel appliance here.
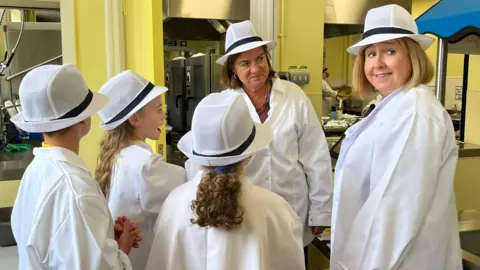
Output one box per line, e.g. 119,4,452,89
185,54,222,130
166,58,187,132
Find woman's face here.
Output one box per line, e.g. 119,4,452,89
364,39,412,97
233,47,270,91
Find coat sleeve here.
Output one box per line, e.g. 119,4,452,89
49,193,132,270
297,93,334,226
338,114,456,270
322,80,337,98
138,154,186,214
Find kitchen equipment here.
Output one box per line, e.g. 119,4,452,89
0,207,15,247
165,58,188,132
185,54,222,130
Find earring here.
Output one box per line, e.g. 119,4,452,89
233,74,238,80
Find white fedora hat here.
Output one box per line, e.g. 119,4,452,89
98,70,168,131
177,92,272,167
11,64,109,133
347,4,434,55
216,20,276,65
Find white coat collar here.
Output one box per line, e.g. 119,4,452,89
234,77,284,123
339,86,405,166
130,140,153,152
33,147,90,173
235,77,285,95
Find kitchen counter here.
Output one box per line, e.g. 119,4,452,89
458,142,480,158
0,150,34,181
327,134,480,160
0,141,40,182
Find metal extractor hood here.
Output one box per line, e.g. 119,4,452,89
163,0,250,41
324,0,412,38
0,0,59,11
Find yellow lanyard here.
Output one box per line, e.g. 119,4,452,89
130,136,144,142
41,142,56,148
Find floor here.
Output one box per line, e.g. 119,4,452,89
0,243,328,270
0,245,18,270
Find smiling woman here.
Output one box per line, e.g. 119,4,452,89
352,37,433,99
330,4,462,270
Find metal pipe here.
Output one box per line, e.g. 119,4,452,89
5,55,62,81
460,54,469,142
435,38,448,105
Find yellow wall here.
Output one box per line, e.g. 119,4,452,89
279,0,325,117
0,181,20,207
455,157,480,211
74,0,108,172
125,0,166,157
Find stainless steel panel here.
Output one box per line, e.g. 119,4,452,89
0,150,34,181
1,22,62,101
0,0,59,10
163,0,247,41
324,0,411,25
185,56,210,130
0,207,15,247
163,0,249,21
324,0,412,38
166,59,187,132
210,55,223,93
435,38,448,105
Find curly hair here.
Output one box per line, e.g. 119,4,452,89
95,121,134,197
190,165,244,230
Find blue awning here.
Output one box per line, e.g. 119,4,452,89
416,0,480,42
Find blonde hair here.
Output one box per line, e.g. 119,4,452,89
190,163,245,230
352,37,434,100
220,45,276,89
95,121,134,196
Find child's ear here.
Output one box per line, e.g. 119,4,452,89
128,113,141,128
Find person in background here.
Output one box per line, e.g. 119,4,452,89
214,20,333,265
322,66,338,117
10,64,139,269
146,92,305,270
330,5,462,269
96,70,186,270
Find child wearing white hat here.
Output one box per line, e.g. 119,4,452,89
10,64,138,269
96,70,186,270
145,91,305,270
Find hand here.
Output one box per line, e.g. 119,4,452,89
310,226,328,236
115,216,142,248
114,216,125,241
117,218,136,255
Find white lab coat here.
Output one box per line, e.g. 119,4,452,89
11,147,131,270
330,84,463,270
145,171,305,270
108,141,186,270
322,79,337,116
223,78,333,246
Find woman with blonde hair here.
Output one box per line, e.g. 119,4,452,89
96,70,185,270
145,91,305,270
330,4,462,270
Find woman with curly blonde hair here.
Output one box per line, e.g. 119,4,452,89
96,70,186,270
145,92,305,270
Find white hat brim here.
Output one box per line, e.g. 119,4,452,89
347,33,435,55
177,122,272,167
216,40,277,65
99,86,168,131
11,92,109,133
